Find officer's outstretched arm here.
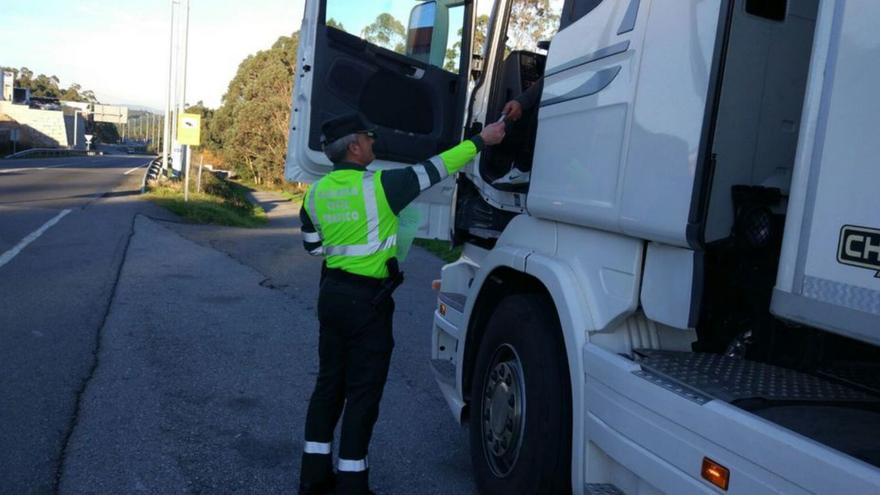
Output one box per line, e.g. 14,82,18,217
380,122,506,215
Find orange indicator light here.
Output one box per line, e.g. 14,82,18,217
701,457,730,491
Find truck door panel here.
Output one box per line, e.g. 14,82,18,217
309,26,461,164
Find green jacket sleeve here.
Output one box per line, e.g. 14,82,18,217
380,136,486,215
438,135,485,176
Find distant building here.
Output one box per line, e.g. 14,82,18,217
0,113,22,154
13,87,31,105
1,70,12,101
0,100,80,149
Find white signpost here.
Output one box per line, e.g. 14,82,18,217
10,128,19,154
84,134,93,151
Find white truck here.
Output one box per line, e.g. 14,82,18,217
286,0,880,493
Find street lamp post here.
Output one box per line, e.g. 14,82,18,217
73,109,78,149
162,0,178,173
177,0,191,179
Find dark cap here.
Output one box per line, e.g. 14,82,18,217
320,113,377,145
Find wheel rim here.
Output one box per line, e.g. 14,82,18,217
480,343,526,478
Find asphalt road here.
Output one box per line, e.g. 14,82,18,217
0,157,476,494
0,155,155,493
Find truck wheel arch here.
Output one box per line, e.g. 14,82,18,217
461,256,592,493
462,266,551,405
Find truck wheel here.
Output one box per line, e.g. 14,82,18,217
469,294,572,494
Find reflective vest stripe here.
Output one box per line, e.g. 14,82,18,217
337,457,368,472
306,168,399,278
322,235,397,257
303,231,321,243
361,173,380,245
308,187,322,235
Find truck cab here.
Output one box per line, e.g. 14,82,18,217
286,1,880,493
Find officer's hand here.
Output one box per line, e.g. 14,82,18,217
480,121,506,146
502,100,523,122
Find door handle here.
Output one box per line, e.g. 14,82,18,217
405,66,426,80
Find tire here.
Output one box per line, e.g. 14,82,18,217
469,294,573,495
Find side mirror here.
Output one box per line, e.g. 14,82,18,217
406,2,437,63
405,1,449,68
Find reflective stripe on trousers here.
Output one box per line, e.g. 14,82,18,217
303,441,331,455
338,457,368,472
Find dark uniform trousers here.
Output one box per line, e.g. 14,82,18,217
300,268,395,495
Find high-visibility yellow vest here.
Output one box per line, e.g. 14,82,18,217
304,169,398,279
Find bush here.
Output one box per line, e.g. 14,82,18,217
145,175,267,228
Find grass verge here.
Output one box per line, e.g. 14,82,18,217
278,189,305,205
414,239,462,263
236,178,306,206
144,173,267,228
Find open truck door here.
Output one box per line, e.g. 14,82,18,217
285,0,475,240
773,1,880,344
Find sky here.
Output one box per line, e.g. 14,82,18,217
0,0,306,110
0,1,515,112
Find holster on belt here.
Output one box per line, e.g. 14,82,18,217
371,258,404,306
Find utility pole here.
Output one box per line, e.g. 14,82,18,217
162,0,177,172
177,0,191,177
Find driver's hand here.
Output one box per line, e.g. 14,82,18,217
480,121,506,146
502,100,523,122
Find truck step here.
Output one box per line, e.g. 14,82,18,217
818,363,880,396
585,483,625,495
633,350,880,405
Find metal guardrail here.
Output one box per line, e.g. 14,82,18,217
3,148,99,159
141,158,164,193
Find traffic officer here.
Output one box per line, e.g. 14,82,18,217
297,113,506,495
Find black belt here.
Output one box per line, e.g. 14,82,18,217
322,266,385,288
321,260,404,305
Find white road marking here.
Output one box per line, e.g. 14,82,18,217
0,209,72,269
124,163,149,175
0,163,72,174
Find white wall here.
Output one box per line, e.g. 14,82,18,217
0,101,70,147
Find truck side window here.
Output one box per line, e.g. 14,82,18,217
559,0,603,31
745,0,786,21
324,0,466,75
505,0,563,53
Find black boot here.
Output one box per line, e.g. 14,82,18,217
335,470,372,495
298,475,336,495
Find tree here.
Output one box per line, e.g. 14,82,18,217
61,83,82,101
30,74,62,98
93,122,120,144
361,13,406,54
80,90,98,103
445,14,489,72
326,18,345,31
17,67,34,88
443,0,560,72
211,32,300,185
507,0,560,52
2,65,101,103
